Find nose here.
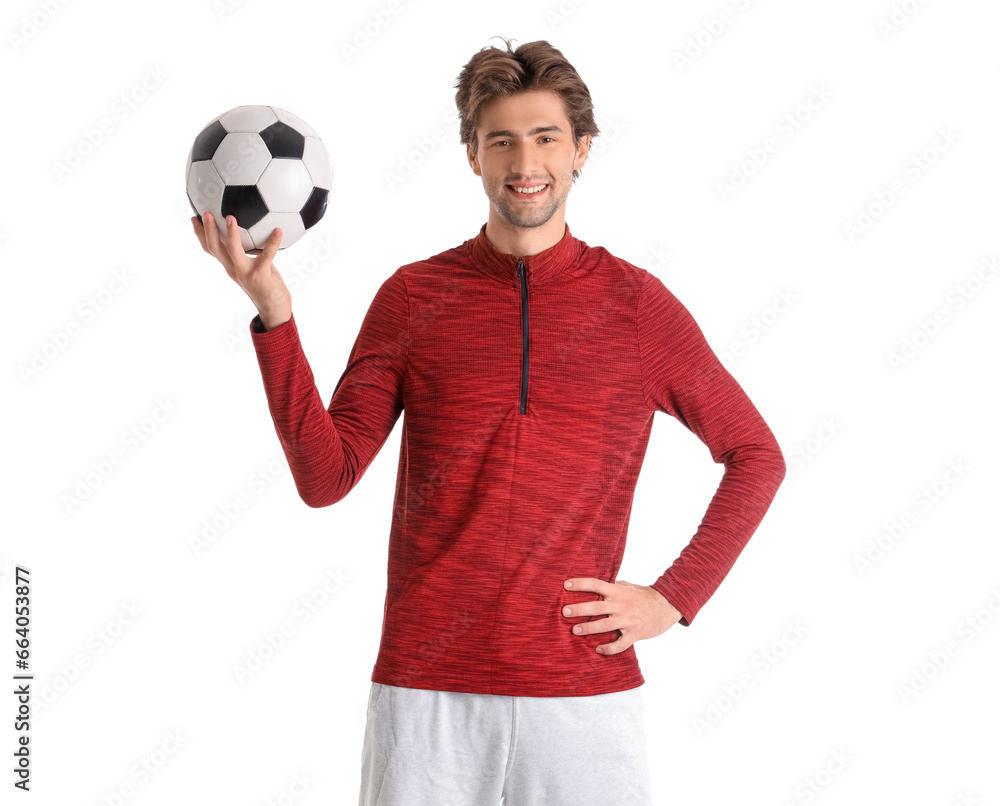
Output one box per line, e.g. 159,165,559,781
507,143,544,182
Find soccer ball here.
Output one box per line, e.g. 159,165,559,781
185,105,332,253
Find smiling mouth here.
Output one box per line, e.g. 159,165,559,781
506,183,549,198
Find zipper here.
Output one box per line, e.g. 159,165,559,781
516,258,529,415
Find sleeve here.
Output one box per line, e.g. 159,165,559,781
248,269,409,508
637,271,785,626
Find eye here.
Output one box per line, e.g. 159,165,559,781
491,137,555,147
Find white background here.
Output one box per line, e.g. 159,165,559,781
3,0,999,804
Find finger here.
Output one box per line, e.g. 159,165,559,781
256,226,283,265
203,211,222,257
596,631,629,655
223,214,244,262
565,577,612,595
562,600,610,618
571,615,616,635
191,216,208,252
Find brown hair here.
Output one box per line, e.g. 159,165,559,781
454,35,600,182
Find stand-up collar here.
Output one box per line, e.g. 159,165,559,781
468,222,582,286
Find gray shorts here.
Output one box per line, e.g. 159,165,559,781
359,681,656,805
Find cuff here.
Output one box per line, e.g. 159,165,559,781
650,576,698,627
249,312,300,372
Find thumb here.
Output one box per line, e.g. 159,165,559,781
259,227,284,262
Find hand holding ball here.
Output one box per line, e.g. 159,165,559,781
188,105,332,329
186,105,332,253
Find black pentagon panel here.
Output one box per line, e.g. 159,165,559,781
259,121,305,159
221,185,269,228
192,120,228,162
186,191,200,218
300,187,329,230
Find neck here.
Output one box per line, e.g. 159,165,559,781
484,207,567,258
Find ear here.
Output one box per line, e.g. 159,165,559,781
467,142,482,176
573,135,591,171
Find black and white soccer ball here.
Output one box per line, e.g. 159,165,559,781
186,105,332,253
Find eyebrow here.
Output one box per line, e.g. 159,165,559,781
483,125,564,141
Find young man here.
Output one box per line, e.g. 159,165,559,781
192,36,785,806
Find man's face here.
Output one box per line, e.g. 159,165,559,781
467,89,590,230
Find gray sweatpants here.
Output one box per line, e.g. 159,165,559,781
359,681,656,805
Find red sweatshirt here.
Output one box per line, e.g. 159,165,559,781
249,222,785,697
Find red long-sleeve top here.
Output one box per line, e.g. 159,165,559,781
249,222,785,697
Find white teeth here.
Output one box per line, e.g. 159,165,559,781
512,184,546,193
